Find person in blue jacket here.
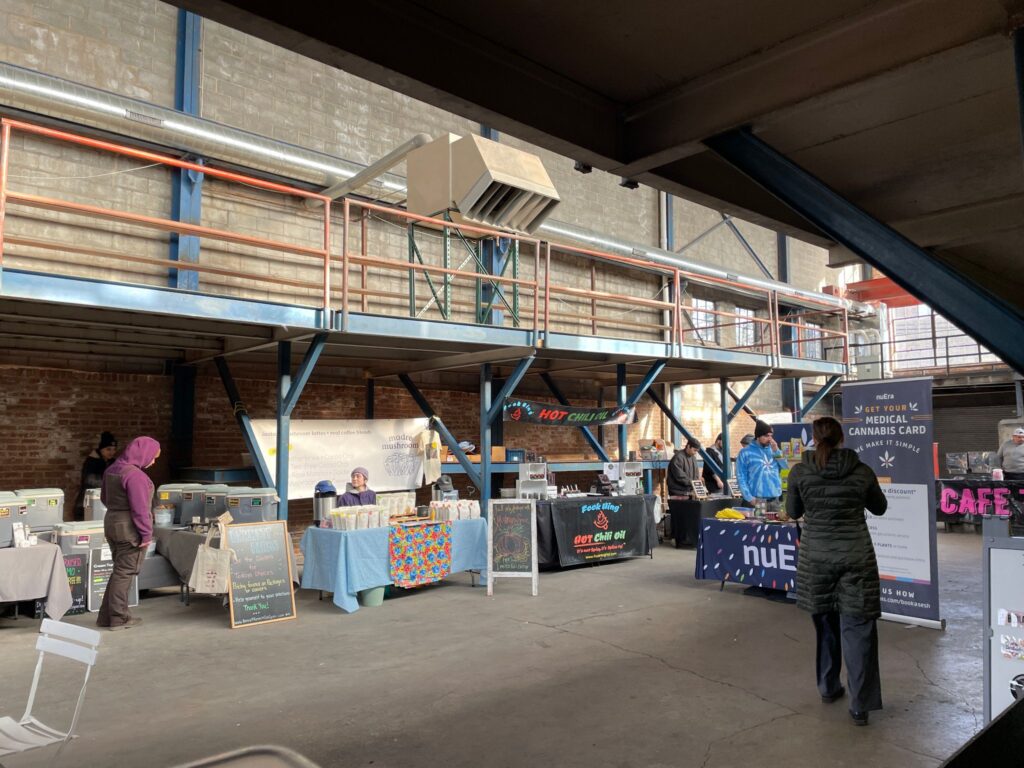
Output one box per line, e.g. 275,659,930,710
736,420,788,510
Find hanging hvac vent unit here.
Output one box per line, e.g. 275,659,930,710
407,134,560,234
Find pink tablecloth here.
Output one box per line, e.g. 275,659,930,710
0,543,73,619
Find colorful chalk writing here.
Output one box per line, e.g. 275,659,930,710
224,521,296,628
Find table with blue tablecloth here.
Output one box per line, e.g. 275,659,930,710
695,518,800,592
299,519,487,613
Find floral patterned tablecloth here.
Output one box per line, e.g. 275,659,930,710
389,522,452,587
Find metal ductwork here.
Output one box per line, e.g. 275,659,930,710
407,134,560,234
0,62,407,199
0,62,867,314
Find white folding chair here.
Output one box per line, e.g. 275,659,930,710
0,619,101,764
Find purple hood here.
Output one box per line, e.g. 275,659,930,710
113,436,161,470
103,436,160,543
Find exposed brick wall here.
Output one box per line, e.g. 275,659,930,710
0,366,173,514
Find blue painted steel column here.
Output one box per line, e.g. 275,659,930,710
705,128,1024,374
214,357,273,488
540,373,610,462
170,364,195,475
669,384,682,447
487,357,535,425
728,372,771,422
799,374,841,419
617,364,628,461
399,374,481,488
647,388,724,481
169,9,203,290
274,334,328,519
480,125,499,141
624,360,667,409
777,231,801,412
719,380,731,481
276,341,292,520
480,363,493,515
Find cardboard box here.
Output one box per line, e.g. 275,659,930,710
439,446,506,462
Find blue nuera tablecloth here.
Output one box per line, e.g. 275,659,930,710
695,518,800,592
299,518,487,612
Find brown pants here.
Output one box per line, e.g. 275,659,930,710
97,511,145,627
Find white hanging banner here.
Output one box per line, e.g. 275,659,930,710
251,418,429,500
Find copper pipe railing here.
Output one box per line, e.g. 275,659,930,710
0,117,851,366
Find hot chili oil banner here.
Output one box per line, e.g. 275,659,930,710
502,398,635,427
842,378,943,628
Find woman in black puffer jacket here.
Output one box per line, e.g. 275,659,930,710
787,417,887,726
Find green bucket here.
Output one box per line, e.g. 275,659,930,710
357,586,386,607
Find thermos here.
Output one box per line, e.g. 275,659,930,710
313,480,337,524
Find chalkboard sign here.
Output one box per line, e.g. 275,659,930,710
87,547,139,612
35,553,88,618
727,479,742,499
223,521,296,629
487,499,538,596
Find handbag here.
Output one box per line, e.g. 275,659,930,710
188,523,235,594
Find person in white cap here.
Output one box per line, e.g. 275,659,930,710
997,428,1024,480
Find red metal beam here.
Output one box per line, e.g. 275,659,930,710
825,277,921,308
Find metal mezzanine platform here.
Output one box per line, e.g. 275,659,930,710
0,117,851,516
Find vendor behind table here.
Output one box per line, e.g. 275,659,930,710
73,431,118,521
997,428,1024,481
736,421,787,515
667,439,702,499
338,467,377,507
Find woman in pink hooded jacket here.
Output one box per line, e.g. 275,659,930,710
97,436,160,630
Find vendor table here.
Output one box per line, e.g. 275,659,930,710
666,497,735,547
154,526,298,590
299,519,487,613
0,543,73,619
695,519,800,592
535,494,657,568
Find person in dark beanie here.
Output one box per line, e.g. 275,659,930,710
787,416,888,726
72,431,118,520
667,439,701,497
736,420,787,508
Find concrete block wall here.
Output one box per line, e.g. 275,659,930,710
0,0,177,106
3,131,172,286
0,0,850,432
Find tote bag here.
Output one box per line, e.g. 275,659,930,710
188,523,235,594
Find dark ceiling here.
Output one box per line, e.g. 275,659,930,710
170,0,1024,312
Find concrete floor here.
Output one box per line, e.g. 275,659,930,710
0,529,984,768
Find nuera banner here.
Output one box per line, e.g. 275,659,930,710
842,378,941,625
251,418,429,500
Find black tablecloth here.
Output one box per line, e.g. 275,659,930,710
535,494,657,567
666,497,736,548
